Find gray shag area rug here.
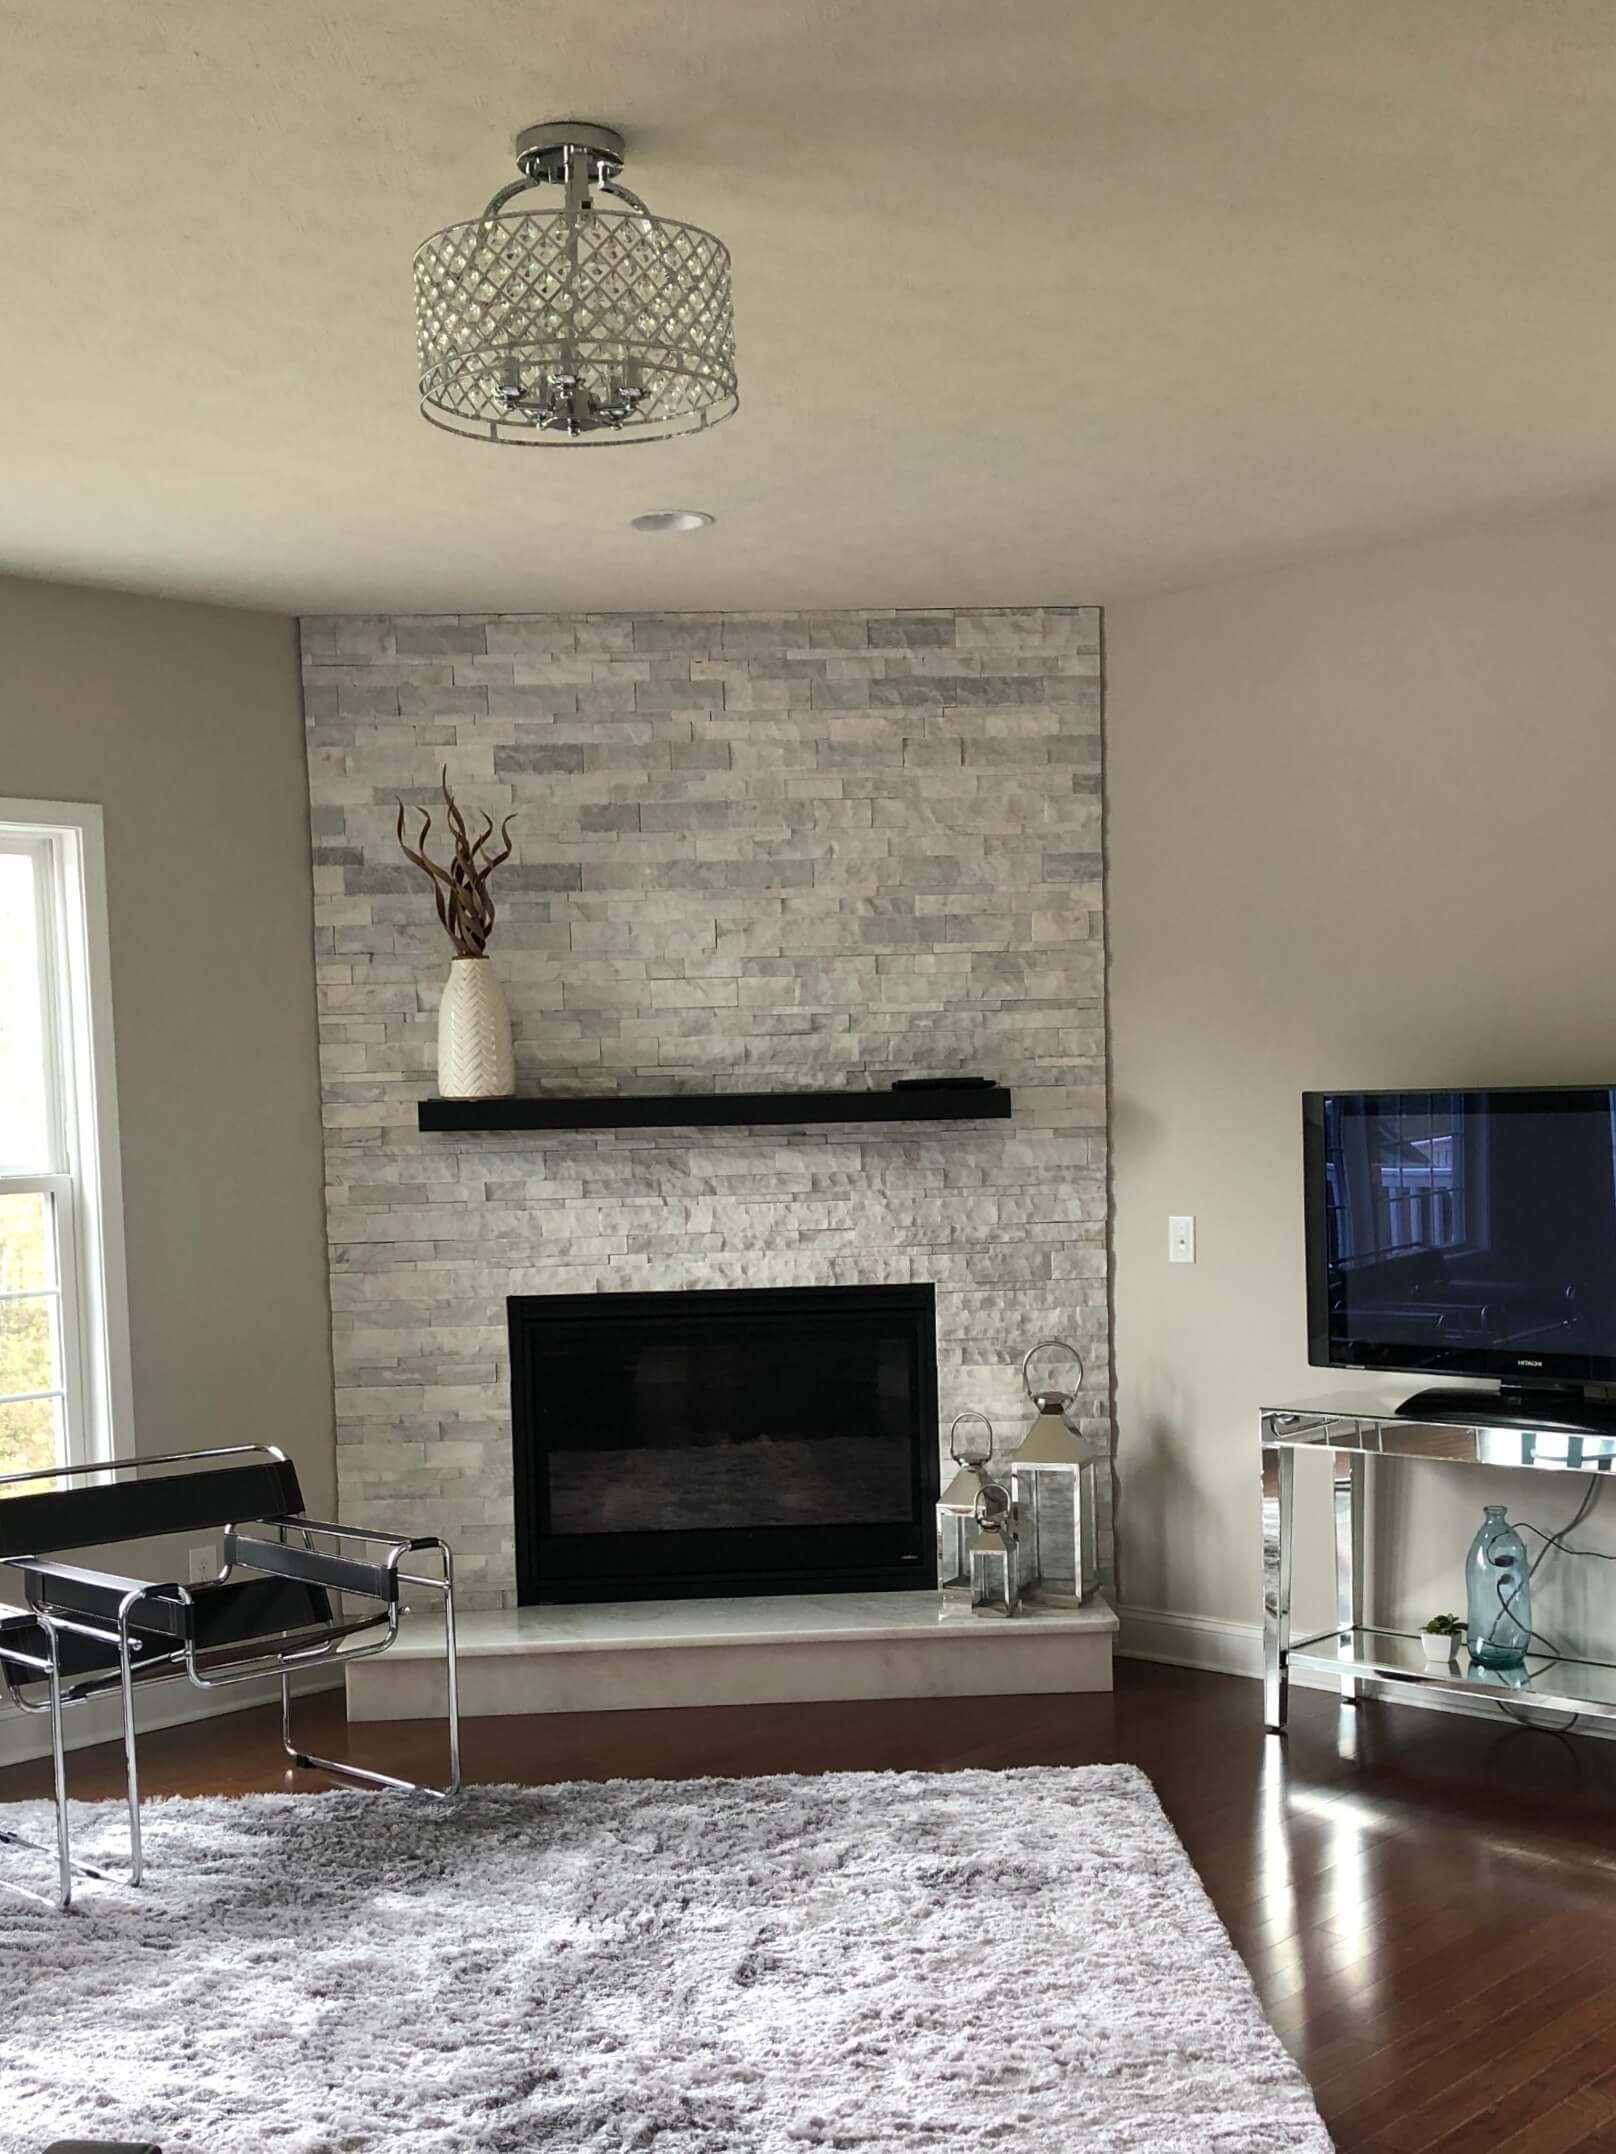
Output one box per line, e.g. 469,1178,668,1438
0,1765,1331,2153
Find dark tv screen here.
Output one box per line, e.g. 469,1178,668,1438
1304,1088,1616,1383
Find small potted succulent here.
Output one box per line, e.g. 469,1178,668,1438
1420,1613,1466,1663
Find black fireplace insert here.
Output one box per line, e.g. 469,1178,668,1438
508,1283,940,1603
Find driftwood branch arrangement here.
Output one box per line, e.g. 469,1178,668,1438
396,769,516,959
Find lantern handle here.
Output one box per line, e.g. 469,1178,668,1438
1022,1338,1085,1408
948,1409,994,1464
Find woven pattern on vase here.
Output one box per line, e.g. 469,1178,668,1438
437,957,514,1098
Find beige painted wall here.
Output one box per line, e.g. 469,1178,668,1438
1108,504,1616,1651
0,574,334,1527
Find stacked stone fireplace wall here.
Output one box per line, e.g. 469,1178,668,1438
300,606,1107,1610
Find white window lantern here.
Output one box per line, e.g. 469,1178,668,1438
1009,1339,1097,1607
936,1411,1021,1619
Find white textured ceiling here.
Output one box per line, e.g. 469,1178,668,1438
5,0,1616,612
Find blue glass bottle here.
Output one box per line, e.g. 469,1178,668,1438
1466,1504,1532,1667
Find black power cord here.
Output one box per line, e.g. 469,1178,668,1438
1479,1479,1606,1733
1517,1488,1615,1571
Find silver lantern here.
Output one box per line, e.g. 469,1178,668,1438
1009,1339,1097,1607
936,1411,1021,1619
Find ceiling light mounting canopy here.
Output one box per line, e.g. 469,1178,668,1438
511,121,626,189
414,120,738,447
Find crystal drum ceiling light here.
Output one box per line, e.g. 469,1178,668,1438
413,121,738,446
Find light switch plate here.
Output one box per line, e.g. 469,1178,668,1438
1168,1215,1196,1264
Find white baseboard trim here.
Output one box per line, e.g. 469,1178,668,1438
0,1668,343,1773
1116,1603,1263,1678
1115,1602,1614,1735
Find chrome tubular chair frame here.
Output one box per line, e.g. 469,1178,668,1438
0,1444,461,1910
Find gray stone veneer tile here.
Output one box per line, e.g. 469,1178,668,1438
302,608,1109,1608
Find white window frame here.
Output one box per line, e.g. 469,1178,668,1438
0,800,133,1474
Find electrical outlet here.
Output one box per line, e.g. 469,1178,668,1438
188,1545,216,1584
1168,1215,1196,1264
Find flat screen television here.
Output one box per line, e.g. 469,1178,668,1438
1304,1087,1616,1423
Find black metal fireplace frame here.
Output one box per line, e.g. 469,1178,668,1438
508,1283,941,1605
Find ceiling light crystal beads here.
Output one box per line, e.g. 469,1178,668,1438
413,122,738,447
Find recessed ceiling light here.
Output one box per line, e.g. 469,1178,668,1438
630,510,715,533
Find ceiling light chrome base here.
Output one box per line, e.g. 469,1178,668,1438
512,122,625,188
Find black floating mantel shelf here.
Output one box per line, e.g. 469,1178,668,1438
417,1082,1013,1134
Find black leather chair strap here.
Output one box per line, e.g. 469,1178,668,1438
0,1458,305,1558
45,2140,164,2152
18,1563,189,1638
225,1531,399,1605
189,1574,336,1650
2,1576,343,1687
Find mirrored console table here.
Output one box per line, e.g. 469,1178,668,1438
1261,1396,1616,1733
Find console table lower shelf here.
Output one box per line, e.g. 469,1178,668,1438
1285,1625,1616,1723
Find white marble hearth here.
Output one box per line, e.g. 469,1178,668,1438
347,1591,1117,1721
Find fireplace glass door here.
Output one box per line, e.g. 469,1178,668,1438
509,1283,939,1602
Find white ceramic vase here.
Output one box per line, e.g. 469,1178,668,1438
437,956,514,1098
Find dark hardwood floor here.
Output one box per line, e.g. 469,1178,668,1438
6,1659,1616,2152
